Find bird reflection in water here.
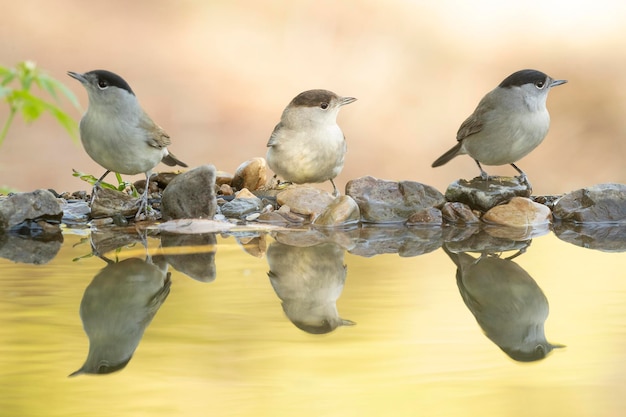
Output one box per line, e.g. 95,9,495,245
70,238,171,376
443,243,564,362
267,239,355,334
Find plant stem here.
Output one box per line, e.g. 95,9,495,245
0,108,16,148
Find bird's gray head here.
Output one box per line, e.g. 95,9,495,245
68,70,136,109
499,69,567,91
282,89,356,126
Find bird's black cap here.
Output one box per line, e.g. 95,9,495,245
498,69,548,88
87,69,135,95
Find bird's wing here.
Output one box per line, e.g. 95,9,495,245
456,95,495,141
140,116,172,149
266,122,282,147
456,116,482,141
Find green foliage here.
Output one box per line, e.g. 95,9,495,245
0,61,81,147
72,169,140,197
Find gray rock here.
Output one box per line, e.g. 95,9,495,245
346,176,445,223
61,200,91,224
444,177,531,212
232,157,268,191
313,195,360,227
220,196,263,218
349,225,443,257
553,223,626,252
441,202,480,224
161,165,217,220
0,189,63,229
553,183,626,223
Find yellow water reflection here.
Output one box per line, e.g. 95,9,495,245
1,230,625,417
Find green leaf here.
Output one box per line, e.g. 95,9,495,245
36,74,81,110
72,169,121,191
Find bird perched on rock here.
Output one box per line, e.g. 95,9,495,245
266,89,356,197
432,69,566,181
68,69,187,219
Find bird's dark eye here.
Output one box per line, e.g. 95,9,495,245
320,102,329,110
97,79,109,89
535,80,545,89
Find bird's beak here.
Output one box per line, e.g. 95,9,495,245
67,71,87,84
550,79,567,87
340,96,357,106
340,318,356,326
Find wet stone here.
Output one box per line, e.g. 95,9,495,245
277,186,335,219
161,164,217,220
483,197,552,227
406,207,443,225
232,157,268,191
0,189,63,229
441,202,480,224
90,187,142,219
313,195,360,227
346,176,446,223
553,183,626,223
444,176,531,212
220,195,263,219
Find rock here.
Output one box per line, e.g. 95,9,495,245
441,202,480,224
0,189,63,229
215,171,234,186
346,176,445,223
235,188,257,199
219,184,234,196
236,234,267,258
161,165,217,220
232,157,268,191
444,176,531,212
406,207,443,225
157,232,217,282
313,196,360,227
220,195,263,218
276,186,335,219
349,225,442,257
553,183,626,223
90,187,142,219
553,223,626,252
60,200,91,224
483,197,552,227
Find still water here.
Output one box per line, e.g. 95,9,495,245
1,224,626,417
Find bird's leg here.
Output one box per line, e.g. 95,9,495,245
90,169,111,206
329,179,340,197
510,163,532,191
135,172,152,220
474,160,490,181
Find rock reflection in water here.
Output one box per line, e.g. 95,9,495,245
267,234,355,334
71,245,171,376
443,239,564,362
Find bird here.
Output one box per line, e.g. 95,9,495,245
70,256,171,375
267,239,355,334
444,245,564,362
68,69,187,219
432,69,566,181
266,89,356,197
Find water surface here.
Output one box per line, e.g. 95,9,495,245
1,226,625,417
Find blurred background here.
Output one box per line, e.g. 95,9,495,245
1,0,625,197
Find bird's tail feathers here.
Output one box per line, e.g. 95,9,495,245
432,142,462,168
162,151,188,168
